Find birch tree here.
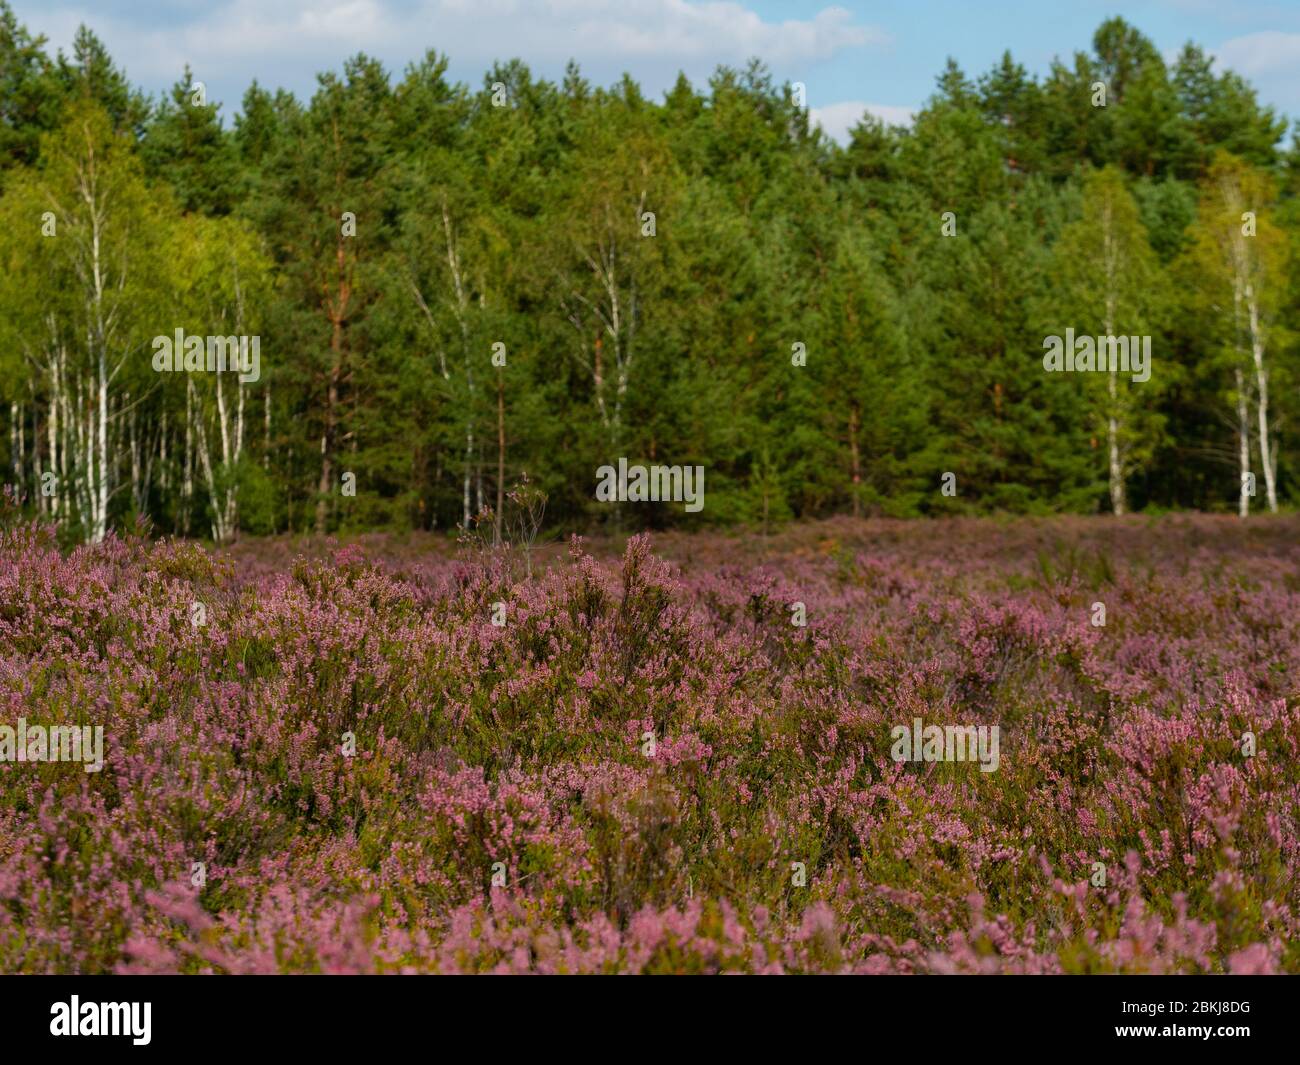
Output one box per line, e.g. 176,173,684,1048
1183,154,1289,514
0,101,161,540
399,69,511,532
168,214,273,541
1052,167,1168,514
406,189,491,530
552,94,677,458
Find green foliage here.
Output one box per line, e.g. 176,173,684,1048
0,9,1297,537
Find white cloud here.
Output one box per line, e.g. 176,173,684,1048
297,0,391,41
533,1,885,63
1212,31,1300,115
21,0,885,103
1214,31,1300,76
810,100,915,143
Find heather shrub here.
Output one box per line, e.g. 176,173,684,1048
1,515,1298,973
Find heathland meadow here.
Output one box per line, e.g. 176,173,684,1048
2,509,1296,973
2,4,1300,985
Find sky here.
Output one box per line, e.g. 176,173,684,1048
11,0,1300,142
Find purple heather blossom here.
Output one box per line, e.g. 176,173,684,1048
1,509,1297,973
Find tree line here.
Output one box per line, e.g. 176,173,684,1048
1,7,1297,542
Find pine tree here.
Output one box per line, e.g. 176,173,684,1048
141,66,238,215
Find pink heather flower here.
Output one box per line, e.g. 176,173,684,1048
2,514,1297,974
1227,944,1277,975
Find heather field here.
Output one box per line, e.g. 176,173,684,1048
2,511,1298,975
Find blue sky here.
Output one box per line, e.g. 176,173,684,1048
12,1,1300,141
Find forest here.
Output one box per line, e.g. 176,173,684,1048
1,5,1297,542
4,6,1300,984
